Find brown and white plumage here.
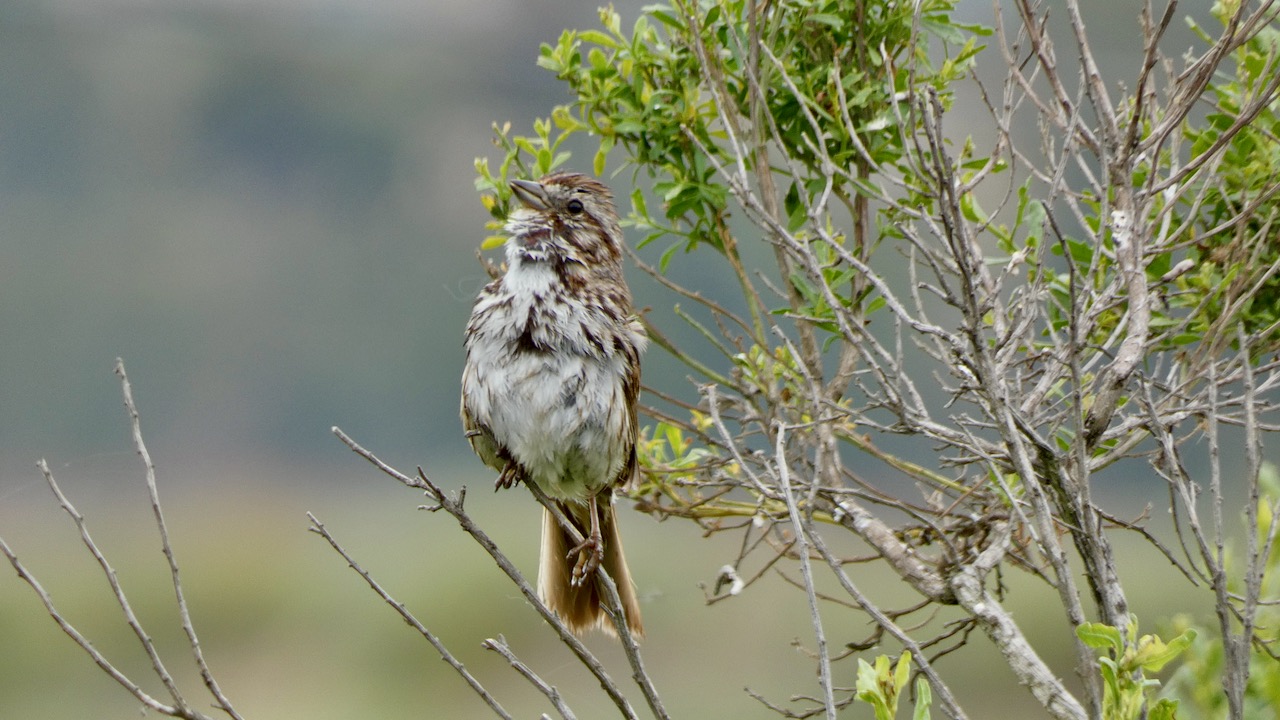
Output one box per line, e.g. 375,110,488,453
461,172,645,637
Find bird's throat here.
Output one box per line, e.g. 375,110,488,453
521,228,552,247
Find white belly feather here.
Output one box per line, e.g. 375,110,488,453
463,262,633,499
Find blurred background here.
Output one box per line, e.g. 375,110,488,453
0,0,1229,717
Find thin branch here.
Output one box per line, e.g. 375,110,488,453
34,459,187,708
0,535,205,720
331,426,644,720
773,423,836,720
522,481,670,720
483,635,576,720
116,359,243,720
307,512,513,719
0,362,239,720
805,529,969,720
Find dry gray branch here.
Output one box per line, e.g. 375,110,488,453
306,512,512,720
483,635,577,720
331,426,667,720
0,361,241,720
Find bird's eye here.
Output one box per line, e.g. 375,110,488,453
566,199,584,214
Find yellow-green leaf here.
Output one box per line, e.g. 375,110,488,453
894,651,912,692
577,29,618,48
1077,622,1122,651
1131,629,1196,672
593,148,607,177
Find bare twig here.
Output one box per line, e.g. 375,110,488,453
116,359,244,720
772,423,836,720
483,635,576,720
307,512,513,719
0,535,212,720
0,363,240,720
331,426,650,720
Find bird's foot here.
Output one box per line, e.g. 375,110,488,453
495,461,522,491
568,531,604,587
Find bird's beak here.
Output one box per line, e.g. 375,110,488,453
510,179,551,211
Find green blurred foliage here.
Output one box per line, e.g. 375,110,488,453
855,651,923,720
478,0,986,269
1176,4,1280,354
0,0,581,470
1076,616,1194,719
2,477,1213,718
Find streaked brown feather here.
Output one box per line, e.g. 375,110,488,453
460,172,645,638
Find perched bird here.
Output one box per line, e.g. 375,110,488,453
461,172,645,637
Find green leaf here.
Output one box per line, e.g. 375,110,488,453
577,29,618,48
1077,622,1123,651
630,188,648,220
1149,698,1179,720
600,5,621,35
551,106,584,131
588,47,609,71
1132,629,1197,673
960,192,987,223
663,421,682,452
855,658,893,720
894,651,912,693
1063,236,1094,264
912,678,932,720
1098,656,1120,699
807,13,846,31
612,118,646,134
659,242,681,273
593,145,609,177
789,272,820,306
645,6,684,30
1022,197,1046,247
636,230,665,250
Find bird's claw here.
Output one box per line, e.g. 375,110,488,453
568,534,604,587
495,462,522,491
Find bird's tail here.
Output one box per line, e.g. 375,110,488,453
538,499,643,638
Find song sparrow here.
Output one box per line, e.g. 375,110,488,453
460,172,645,637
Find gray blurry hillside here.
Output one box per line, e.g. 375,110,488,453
0,0,1210,487
0,0,635,482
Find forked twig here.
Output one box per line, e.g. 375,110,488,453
116,359,244,720
331,426,659,720
0,532,213,720
772,423,836,720
523,481,670,720
0,361,240,720
306,512,512,719
483,634,577,720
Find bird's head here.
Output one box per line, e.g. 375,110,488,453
504,172,623,269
